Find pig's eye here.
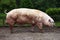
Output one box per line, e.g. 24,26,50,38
49,19,51,22
48,19,54,23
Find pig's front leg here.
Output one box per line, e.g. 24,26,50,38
36,23,44,33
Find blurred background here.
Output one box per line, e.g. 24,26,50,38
0,0,60,27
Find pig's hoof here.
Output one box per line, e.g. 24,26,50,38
30,30,35,33
30,30,34,33
40,29,44,33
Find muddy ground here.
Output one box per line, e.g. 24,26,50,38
0,26,60,40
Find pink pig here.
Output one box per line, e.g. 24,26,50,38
5,8,55,33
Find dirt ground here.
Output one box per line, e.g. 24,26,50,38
0,26,60,40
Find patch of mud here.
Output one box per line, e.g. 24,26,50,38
0,27,60,40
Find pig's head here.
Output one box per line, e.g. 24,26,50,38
44,18,55,27
39,12,56,28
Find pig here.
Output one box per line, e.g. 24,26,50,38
5,8,55,33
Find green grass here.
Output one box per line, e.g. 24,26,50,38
55,22,60,27
0,19,4,26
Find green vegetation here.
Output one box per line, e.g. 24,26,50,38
46,8,60,22
0,19,3,26
0,0,60,13
0,13,6,19
55,22,60,27
46,8,60,15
